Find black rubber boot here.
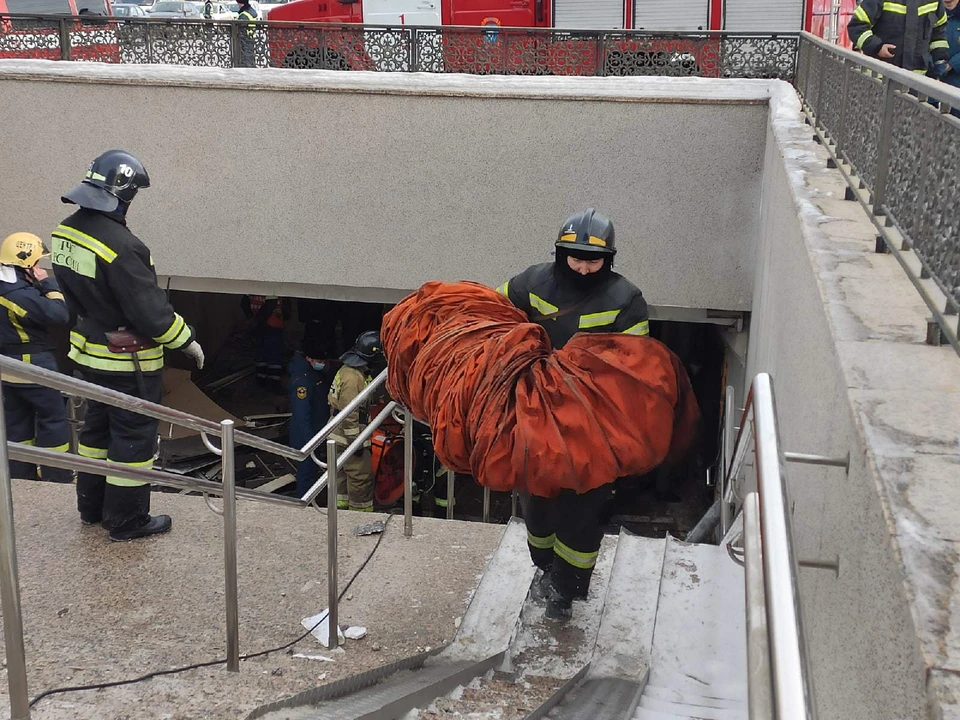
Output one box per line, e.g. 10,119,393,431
530,569,552,603
109,514,172,542
544,583,573,621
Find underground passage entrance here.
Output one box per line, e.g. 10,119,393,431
145,288,736,539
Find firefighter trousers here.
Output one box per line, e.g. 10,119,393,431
2,381,71,483
336,447,373,512
76,371,161,531
523,484,614,602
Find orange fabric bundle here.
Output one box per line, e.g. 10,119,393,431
382,281,699,498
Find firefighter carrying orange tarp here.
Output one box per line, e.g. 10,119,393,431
381,210,699,621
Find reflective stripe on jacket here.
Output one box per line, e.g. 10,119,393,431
497,262,649,350
51,208,194,376
327,365,371,446
848,0,949,70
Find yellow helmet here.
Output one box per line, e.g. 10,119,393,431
0,232,46,268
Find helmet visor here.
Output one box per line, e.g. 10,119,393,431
61,181,121,213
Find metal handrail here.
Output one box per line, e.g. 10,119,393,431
796,33,960,354
728,373,816,719
801,31,960,108
0,357,391,502
0,356,301,460
0,358,412,718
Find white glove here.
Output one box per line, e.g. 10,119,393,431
182,341,205,370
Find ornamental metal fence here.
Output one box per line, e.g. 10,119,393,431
0,14,799,79
797,32,960,353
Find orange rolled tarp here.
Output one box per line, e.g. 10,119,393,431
382,281,700,498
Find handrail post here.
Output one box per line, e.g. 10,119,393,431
0,381,31,719
871,76,897,216
221,419,239,672
744,492,773,720
59,17,70,61
446,468,455,520
403,410,413,537
326,438,339,650
721,384,735,536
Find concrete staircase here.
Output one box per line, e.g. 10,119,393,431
248,525,748,720
630,536,747,720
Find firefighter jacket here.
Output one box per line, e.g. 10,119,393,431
238,4,257,35
497,263,649,350
328,364,371,447
0,267,69,381
943,6,960,87
51,208,194,376
848,0,949,71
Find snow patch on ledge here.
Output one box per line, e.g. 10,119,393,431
0,58,775,101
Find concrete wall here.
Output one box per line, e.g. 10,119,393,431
746,85,960,719
0,62,766,310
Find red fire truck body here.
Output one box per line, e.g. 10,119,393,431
268,0,816,34
0,0,119,61
265,0,816,74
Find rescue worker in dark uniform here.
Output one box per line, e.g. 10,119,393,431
288,333,336,497
236,0,258,67
497,208,649,621
241,294,289,393
848,0,949,73
0,232,71,483
52,150,205,542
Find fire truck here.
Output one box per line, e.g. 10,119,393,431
809,0,856,48
0,0,119,61
264,0,833,75
267,0,820,33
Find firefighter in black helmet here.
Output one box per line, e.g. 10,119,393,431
497,208,650,621
52,149,205,542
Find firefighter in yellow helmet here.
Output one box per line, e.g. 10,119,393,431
328,331,385,512
0,232,72,483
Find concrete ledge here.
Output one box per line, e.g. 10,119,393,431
0,59,773,102
0,481,503,719
757,81,960,719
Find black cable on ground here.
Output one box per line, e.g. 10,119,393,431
29,513,395,708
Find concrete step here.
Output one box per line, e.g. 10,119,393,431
443,518,536,662
547,677,643,720
633,708,706,720
642,685,746,710
637,695,746,720
646,535,747,703
590,531,667,680
253,656,483,720
509,534,619,679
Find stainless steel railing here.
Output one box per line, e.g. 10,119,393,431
728,373,817,719
0,355,417,719
796,32,960,355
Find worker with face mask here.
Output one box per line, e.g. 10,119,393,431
497,208,650,621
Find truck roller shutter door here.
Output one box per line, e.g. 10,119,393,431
554,0,625,29
634,0,709,31
724,0,803,31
